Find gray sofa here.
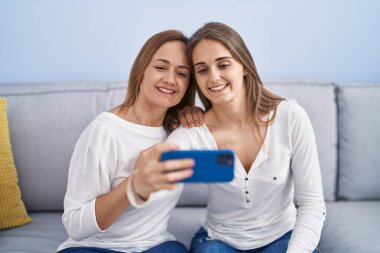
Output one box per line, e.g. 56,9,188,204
0,81,379,253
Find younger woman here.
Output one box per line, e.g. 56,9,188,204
167,22,326,253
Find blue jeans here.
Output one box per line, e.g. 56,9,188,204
57,240,187,253
190,227,319,253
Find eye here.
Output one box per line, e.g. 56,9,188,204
218,63,230,69
176,71,188,78
154,65,167,71
196,67,207,74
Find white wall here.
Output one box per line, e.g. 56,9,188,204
0,0,379,84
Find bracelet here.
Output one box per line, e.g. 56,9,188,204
126,170,150,208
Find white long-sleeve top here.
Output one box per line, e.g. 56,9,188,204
167,100,326,253
58,112,183,252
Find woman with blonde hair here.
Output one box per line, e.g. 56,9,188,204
57,30,202,253
167,22,326,253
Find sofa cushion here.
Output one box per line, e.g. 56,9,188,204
0,82,126,211
168,207,207,249
180,82,338,205
265,82,338,201
177,184,209,207
0,81,338,210
319,201,380,253
338,85,380,200
0,212,67,253
0,208,207,252
0,98,31,229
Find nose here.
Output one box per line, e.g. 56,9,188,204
209,68,221,84
163,69,176,85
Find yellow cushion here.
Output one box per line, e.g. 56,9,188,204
0,97,31,230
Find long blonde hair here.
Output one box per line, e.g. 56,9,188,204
121,30,196,133
187,22,283,126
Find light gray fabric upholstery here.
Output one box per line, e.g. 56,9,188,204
177,184,209,207
0,82,126,211
168,208,207,249
319,201,380,253
178,82,338,206
0,81,338,210
266,82,337,201
338,85,380,200
1,81,378,253
0,208,207,252
0,212,67,253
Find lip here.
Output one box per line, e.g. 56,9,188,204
156,86,177,95
208,83,229,92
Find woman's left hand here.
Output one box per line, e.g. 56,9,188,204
177,106,205,128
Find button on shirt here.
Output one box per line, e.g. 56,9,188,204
167,100,326,253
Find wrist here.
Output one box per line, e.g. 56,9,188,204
132,177,150,201
126,171,151,208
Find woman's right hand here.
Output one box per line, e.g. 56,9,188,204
132,143,194,200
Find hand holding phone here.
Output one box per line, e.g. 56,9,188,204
161,149,234,183
132,143,194,200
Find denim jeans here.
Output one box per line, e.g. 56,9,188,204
57,240,187,253
190,227,319,253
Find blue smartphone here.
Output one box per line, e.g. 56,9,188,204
160,149,234,183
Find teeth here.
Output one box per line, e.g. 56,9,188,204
210,84,227,91
157,87,175,94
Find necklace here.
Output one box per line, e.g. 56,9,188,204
132,106,146,125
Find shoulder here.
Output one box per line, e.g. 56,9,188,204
168,125,198,141
276,99,310,123
86,113,114,136
167,125,207,149
275,100,316,143
92,112,117,131
78,113,116,148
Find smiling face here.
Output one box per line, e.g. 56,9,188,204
138,40,190,109
192,39,246,107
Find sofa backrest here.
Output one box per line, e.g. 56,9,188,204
0,81,338,211
0,82,126,211
179,81,338,206
268,81,338,201
337,85,380,200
